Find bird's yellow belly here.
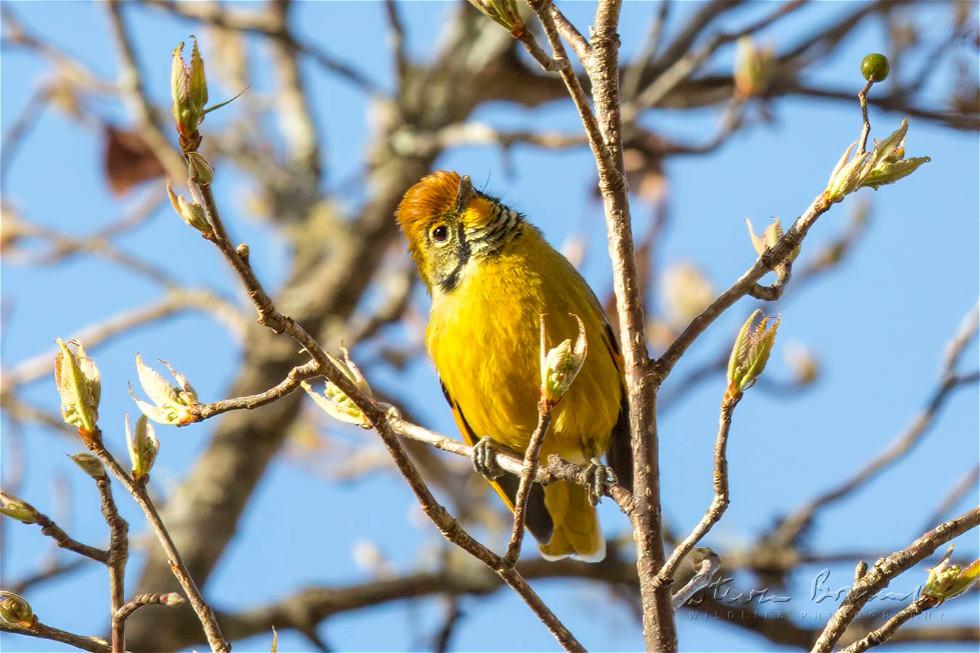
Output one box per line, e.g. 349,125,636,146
427,245,620,462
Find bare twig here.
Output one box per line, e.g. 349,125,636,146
85,438,229,653
857,79,874,153
621,0,672,102
548,5,589,61
91,473,129,653
8,558,89,594
624,0,806,121
0,621,110,653
114,592,184,625
841,595,940,653
194,360,321,420
383,0,408,86
655,395,739,588
811,507,980,652
670,549,719,609
6,499,108,563
503,398,554,567
143,0,381,95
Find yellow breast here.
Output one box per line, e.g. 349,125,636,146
426,227,622,462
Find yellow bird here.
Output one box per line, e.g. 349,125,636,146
396,170,630,561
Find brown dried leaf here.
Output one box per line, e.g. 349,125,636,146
103,125,165,196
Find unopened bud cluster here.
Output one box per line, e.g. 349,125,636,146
467,0,526,37
0,591,36,628
0,491,41,525
727,309,779,400
171,37,208,151
734,37,775,99
54,339,101,444
922,546,980,605
540,314,588,406
126,414,160,482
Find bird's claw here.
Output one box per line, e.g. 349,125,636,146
585,458,617,506
472,437,505,480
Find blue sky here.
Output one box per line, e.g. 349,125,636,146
2,2,978,651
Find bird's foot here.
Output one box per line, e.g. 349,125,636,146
471,437,505,480
584,458,617,506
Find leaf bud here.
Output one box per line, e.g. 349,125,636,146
54,339,101,443
68,453,107,481
922,546,980,605
171,37,208,151
539,314,588,406
186,151,214,186
727,309,780,399
0,491,40,525
746,217,799,263
0,591,36,628
467,0,526,37
167,183,213,238
125,414,160,482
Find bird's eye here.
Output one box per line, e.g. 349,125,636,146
431,224,450,244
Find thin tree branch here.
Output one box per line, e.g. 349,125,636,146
655,394,739,588
840,595,939,653
548,5,590,61
811,506,980,652
503,398,554,567
4,498,108,563
194,360,322,420
383,0,409,86
85,438,230,653
91,473,129,653
142,0,382,95
670,549,719,609
0,621,110,653
8,558,90,594
114,592,184,626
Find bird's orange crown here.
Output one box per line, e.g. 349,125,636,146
395,170,498,288
395,170,463,245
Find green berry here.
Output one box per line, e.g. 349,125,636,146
861,53,890,83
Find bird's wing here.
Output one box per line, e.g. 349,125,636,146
585,284,634,493
439,379,554,544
